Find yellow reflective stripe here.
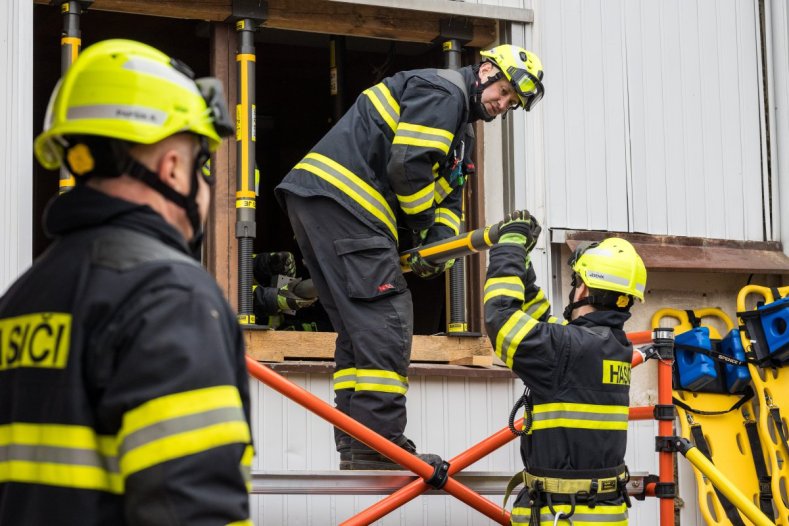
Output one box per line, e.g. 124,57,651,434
118,386,250,477
0,423,115,454
355,383,408,395
240,444,254,492
494,310,538,368
547,316,566,325
484,276,525,304
355,369,408,395
227,521,254,526
435,207,460,235
0,460,123,494
0,423,121,493
531,402,629,431
333,367,357,390
120,386,243,438
363,83,399,132
297,153,398,240
397,122,453,141
397,182,435,215
121,421,251,478
434,176,452,204
522,289,550,319
393,122,454,155
512,504,628,526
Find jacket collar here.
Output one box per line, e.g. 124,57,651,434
43,184,190,254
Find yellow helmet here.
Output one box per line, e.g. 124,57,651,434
570,238,647,302
35,39,233,171
480,44,544,111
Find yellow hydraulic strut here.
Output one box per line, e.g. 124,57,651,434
400,210,534,273
54,0,92,194
231,2,266,326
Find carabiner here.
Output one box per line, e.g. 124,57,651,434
553,511,573,526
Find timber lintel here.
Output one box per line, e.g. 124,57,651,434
35,0,498,47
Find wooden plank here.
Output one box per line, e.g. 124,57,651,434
205,23,239,307
34,0,497,47
564,231,789,274
245,330,495,365
262,360,515,378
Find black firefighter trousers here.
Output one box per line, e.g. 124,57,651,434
284,194,413,451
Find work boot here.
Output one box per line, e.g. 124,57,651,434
337,437,352,471
348,437,442,470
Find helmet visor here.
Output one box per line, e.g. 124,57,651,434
195,78,234,139
508,67,544,111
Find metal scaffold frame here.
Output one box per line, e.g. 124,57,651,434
245,329,726,526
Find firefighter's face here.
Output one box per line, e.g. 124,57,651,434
478,63,520,117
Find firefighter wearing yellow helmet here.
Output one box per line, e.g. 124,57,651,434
484,212,646,525
275,44,544,469
1,39,252,525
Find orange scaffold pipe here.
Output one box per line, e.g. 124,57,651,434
245,356,511,525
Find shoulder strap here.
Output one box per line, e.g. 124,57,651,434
90,227,199,270
435,69,469,113
672,386,754,415
743,419,776,520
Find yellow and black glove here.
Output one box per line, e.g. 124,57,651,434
408,228,455,279
497,210,541,255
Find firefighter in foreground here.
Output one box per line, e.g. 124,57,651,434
0,40,253,525
484,213,646,525
276,44,545,470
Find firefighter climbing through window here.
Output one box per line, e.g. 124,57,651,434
275,44,545,470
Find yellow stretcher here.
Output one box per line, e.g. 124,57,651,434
652,308,773,526
738,285,789,525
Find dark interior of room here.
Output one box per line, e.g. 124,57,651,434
33,5,470,335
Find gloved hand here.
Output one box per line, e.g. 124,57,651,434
497,210,541,254
408,228,455,279
253,251,296,284
408,252,455,280
276,278,318,311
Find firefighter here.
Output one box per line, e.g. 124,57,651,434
0,40,252,525
484,213,646,525
275,45,545,469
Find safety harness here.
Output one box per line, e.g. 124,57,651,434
504,464,631,525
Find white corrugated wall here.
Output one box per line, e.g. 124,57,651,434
0,0,33,294
540,0,767,241
768,0,789,255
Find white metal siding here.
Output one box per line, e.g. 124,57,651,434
542,0,766,241
0,0,33,294
768,0,789,254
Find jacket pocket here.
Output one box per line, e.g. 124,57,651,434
334,236,407,300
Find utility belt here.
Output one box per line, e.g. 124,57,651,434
504,464,631,514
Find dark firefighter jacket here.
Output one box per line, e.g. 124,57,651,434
0,185,253,526
484,243,632,524
276,67,477,245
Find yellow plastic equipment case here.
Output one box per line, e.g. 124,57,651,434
652,308,773,526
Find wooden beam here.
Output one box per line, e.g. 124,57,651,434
245,330,494,366
35,0,497,47
205,23,239,306
563,231,789,274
